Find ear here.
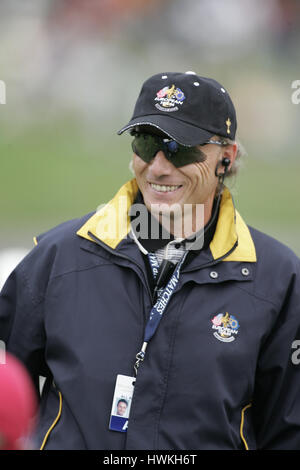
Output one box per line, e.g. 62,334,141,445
222,142,238,172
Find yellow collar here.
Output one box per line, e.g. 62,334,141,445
76,179,256,262
210,186,256,262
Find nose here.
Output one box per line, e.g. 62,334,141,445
147,150,174,178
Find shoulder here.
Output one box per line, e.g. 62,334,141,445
248,226,300,303
14,212,96,295
35,212,95,247
33,210,97,271
249,226,300,268
240,226,300,311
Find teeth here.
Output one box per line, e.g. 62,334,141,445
150,183,181,192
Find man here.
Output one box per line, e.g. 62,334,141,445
0,71,300,450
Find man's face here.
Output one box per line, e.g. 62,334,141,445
117,401,127,416
132,139,235,221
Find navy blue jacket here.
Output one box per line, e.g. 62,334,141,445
1,179,300,450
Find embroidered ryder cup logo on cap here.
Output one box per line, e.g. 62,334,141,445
226,117,232,134
155,84,185,112
211,312,239,342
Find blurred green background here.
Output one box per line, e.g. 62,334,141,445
0,0,299,287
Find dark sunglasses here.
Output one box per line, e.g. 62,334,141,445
131,133,228,168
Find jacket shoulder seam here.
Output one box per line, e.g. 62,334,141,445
49,262,113,282
233,284,279,309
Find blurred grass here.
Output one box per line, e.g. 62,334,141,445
0,118,299,256
235,155,300,256
0,119,132,224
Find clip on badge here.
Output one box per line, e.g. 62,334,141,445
109,374,136,432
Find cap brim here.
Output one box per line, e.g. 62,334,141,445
117,115,215,146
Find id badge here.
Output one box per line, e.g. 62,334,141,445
109,374,135,432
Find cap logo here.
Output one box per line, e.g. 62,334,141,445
155,84,185,112
226,117,231,134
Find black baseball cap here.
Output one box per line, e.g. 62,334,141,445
117,71,237,146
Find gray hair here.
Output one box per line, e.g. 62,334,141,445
220,136,247,178
214,136,247,195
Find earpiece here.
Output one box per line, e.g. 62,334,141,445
222,157,231,170
215,158,231,178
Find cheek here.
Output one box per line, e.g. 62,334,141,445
132,155,147,178
192,160,216,185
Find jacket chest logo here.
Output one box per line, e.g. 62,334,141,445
211,312,239,342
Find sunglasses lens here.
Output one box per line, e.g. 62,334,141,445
132,134,205,168
132,135,160,163
170,147,205,168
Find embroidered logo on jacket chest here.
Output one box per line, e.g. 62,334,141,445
211,312,239,342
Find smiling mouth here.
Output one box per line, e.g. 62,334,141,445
150,183,182,193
